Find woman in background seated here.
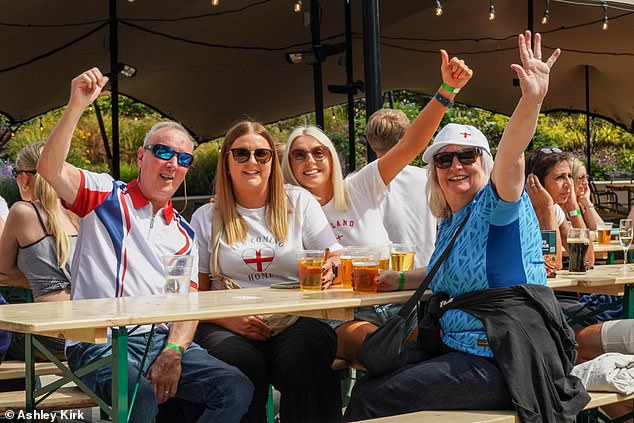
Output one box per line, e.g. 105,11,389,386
0,141,78,361
569,157,604,231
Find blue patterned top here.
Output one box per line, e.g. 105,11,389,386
429,181,546,357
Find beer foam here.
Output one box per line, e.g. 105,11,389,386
567,238,589,244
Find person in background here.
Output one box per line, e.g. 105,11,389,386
365,108,436,269
281,49,472,365
344,32,588,422
526,148,595,269
37,68,253,423
569,157,604,230
0,195,8,233
628,205,634,221
0,141,77,361
191,120,342,423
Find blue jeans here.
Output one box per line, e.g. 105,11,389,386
343,350,513,421
67,330,253,423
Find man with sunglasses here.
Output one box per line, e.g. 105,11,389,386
37,68,253,423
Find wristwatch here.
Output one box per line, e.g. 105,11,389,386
434,91,454,108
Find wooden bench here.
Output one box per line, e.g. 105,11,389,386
0,386,96,412
349,391,634,422
0,361,65,380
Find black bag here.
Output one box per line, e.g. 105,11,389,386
357,211,471,377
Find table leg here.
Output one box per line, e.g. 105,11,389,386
623,286,634,320
112,327,129,423
607,252,615,265
25,334,35,418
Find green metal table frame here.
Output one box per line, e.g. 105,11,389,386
24,327,129,423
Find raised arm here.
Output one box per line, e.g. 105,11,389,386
37,68,109,206
377,50,472,185
492,31,560,202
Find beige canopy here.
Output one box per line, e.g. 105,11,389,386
1,0,633,139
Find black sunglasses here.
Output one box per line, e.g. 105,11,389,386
433,147,482,169
143,144,194,168
290,147,329,162
12,169,36,178
229,148,274,164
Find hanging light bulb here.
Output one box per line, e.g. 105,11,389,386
488,0,496,20
128,0,135,3
39,118,44,132
602,3,609,30
434,0,443,16
293,0,302,13
211,0,220,6
541,0,550,24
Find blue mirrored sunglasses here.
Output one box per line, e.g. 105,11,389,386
144,144,194,168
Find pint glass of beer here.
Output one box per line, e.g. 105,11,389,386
597,222,613,245
340,247,367,289
567,228,590,273
390,243,416,271
352,251,380,294
296,250,324,291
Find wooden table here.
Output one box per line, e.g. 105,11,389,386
592,240,634,264
0,287,413,422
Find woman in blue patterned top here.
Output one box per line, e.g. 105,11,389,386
344,32,574,421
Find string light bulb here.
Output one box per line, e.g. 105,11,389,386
488,0,496,20
293,0,302,13
602,3,609,30
434,0,443,16
39,118,44,132
541,0,550,24
211,0,220,6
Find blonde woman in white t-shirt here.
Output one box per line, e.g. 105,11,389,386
280,50,473,365
191,120,342,423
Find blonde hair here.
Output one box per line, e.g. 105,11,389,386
215,120,288,245
365,109,410,154
282,126,348,212
16,141,77,267
426,149,494,219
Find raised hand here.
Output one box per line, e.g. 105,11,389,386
511,31,560,103
440,49,473,90
69,67,109,110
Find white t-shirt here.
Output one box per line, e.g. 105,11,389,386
380,165,436,267
191,185,341,288
322,160,390,247
0,196,9,221
555,204,566,226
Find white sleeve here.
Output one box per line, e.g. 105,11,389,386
346,161,388,208
0,196,9,221
190,203,214,274
294,189,343,252
554,204,566,226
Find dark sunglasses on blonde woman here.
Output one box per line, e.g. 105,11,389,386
433,147,482,169
229,148,274,164
290,147,328,162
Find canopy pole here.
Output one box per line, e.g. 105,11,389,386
93,100,113,170
109,0,120,180
362,0,380,163
585,64,591,176
310,0,324,129
345,0,356,173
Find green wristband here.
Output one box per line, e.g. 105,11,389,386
397,271,405,291
164,343,185,355
441,82,460,93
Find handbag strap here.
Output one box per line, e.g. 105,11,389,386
397,209,471,319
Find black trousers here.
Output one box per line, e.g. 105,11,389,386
195,317,341,423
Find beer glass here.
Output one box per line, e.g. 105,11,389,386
352,251,380,294
163,255,194,296
618,219,633,273
390,243,416,271
296,250,324,291
340,247,367,289
370,244,391,270
597,222,613,245
567,228,589,273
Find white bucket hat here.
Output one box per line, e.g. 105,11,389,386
422,123,492,164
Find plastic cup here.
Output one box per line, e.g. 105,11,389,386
352,251,380,294
567,228,590,273
371,244,391,270
296,250,324,291
163,255,194,296
597,222,613,245
390,243,416,271
340,247,367,289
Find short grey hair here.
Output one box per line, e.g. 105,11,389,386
143,122,196,148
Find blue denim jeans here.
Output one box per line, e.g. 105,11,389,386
67,330,253,423
343,350,513,421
